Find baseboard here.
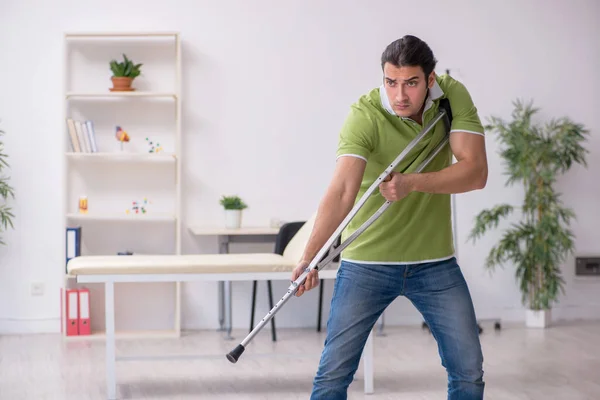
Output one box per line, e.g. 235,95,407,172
550,304,600,321
478,304,600,324
0,317,60,334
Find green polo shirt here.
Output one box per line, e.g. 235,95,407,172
336,74,484,264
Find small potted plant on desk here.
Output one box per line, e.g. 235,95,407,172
219,195,248,229
109,53,142,92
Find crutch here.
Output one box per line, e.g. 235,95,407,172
227,101,452,363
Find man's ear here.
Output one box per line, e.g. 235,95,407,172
428,72,436,89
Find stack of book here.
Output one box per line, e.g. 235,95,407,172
66,118,98,153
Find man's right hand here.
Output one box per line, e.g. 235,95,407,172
291,260,319,297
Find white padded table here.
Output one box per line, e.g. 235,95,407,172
68,253,298,275
67,252,374,400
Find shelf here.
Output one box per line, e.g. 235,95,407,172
66,92,177,99
65,32,179,39
66,152,177,163
66,213,176,222
63,329,179,341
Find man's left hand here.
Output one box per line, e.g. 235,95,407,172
379,172,414,201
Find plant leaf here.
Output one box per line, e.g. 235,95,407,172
468,204,514,243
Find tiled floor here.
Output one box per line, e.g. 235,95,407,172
1,320,599,399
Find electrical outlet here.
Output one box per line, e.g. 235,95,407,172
31,282,44,296
576,257,600,276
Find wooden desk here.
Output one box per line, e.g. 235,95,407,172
188,226,280,340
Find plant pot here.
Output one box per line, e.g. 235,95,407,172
225,209,242,229
110,76,134,92
525,308,552,328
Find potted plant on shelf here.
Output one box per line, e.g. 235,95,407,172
0,122,15,245
468,99,588,328
109,53,142,92
219,195,248,229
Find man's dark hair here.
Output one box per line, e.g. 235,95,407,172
381,35,437,79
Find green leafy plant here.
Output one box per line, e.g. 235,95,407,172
219,195,248,210
0,123,15,245
109,54,142,78
469,99,588,311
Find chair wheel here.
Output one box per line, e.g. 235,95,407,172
477,324,483,335
494,322,501,331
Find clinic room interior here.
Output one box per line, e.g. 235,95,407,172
1,1,599,399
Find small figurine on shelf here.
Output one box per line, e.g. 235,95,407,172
115,126,130,151
125,197,150,215
78,196,88,214
146,137,163,154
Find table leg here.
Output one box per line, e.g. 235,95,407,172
363,329,374,394
224,280,233,340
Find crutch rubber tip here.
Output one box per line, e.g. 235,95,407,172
226,344,245,363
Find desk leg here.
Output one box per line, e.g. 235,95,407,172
218,236,229,333
105,281,117,400
218,281,225,331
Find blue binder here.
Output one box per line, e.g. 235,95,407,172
66,226,81,272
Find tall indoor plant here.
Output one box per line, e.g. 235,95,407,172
0,123,15,245
468,99,588,328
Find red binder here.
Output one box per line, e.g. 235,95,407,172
65,288,79,336
78,288,91,335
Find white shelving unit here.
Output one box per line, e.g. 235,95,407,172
61,31,182,341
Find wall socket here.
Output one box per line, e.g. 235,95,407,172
576,257,600,276
30,282,45,296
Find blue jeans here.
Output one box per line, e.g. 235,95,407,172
311,257,484,399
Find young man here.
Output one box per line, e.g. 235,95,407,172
291,35,488,399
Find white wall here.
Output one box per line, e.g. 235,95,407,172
0,0,598,334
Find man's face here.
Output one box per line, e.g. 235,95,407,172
382,63,434,119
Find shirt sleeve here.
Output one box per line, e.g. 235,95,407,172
336,105,378,161
446,80,485,136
